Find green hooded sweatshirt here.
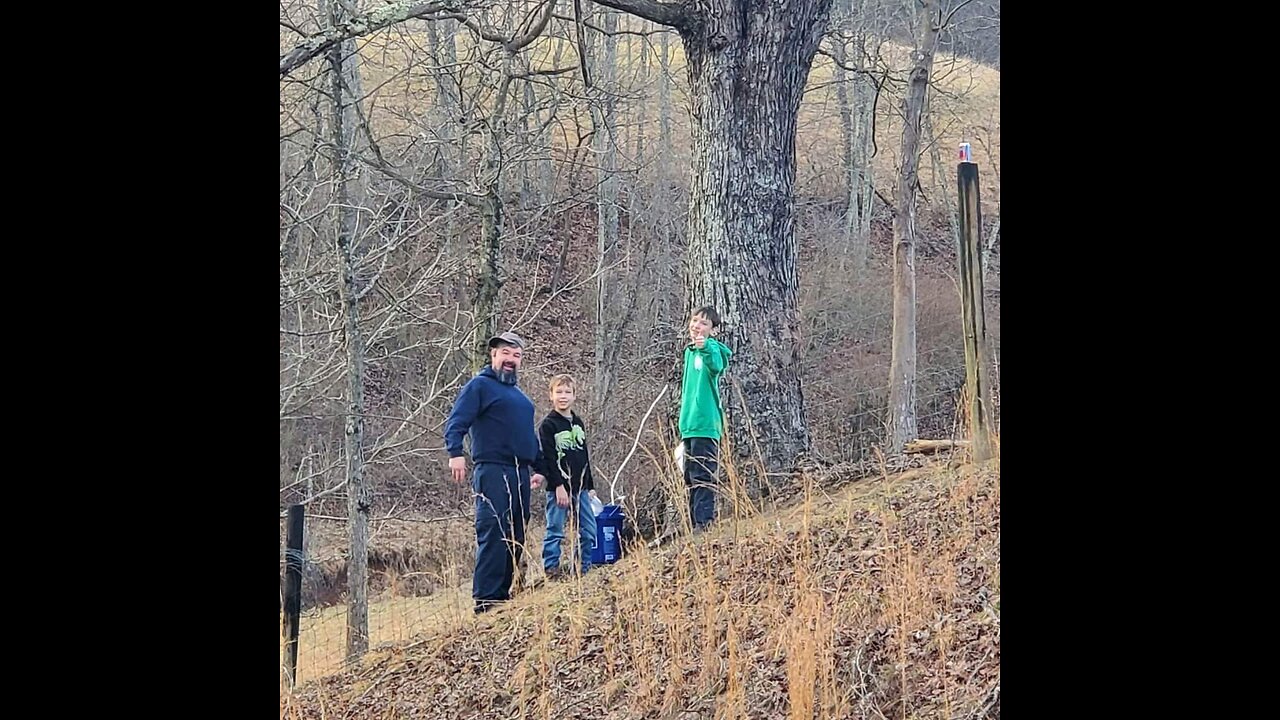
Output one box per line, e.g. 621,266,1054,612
678,336,732,440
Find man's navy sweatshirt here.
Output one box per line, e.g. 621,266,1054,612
444,366,544,468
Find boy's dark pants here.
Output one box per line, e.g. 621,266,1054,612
683,437,719,530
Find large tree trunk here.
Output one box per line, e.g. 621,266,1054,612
676,0,831,488
886,0,939,453
586,0,831,505
326,0,369,662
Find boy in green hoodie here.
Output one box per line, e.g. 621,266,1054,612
679,306,732,531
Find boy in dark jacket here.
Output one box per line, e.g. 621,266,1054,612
538,374,600,578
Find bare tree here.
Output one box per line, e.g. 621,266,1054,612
828,0,885,276
319,0,373,660
281,0,576,659
886,0,940,453
975,119,1000,283
350,3,565,368
924,112,958,248
592,5,622,432
424,17,462,181
653,24,677,329
591,0,833,483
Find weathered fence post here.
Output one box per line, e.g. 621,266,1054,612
282,504,305,688
956,146,994,461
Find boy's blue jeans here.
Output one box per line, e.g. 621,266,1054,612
543,489,596,574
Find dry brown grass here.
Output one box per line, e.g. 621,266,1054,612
279,582,471,686
281,457,1000,718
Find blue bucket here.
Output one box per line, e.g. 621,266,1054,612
592,504,625,565
590,522,603,566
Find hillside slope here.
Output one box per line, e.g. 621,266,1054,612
282,461,1000,719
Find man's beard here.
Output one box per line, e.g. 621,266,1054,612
496,363,518,384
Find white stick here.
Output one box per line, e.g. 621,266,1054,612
609,384,669,502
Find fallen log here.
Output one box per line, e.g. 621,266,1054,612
904,439,971,454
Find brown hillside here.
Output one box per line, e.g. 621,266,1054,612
283,460,1000,719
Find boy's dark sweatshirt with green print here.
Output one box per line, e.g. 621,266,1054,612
537,411,595,495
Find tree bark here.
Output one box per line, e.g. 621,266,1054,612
325,0,370,662
464,0,558,368
676,0,831,487
576,0,833,489
472,191,503,369
887,0,939,453
834,14,856,269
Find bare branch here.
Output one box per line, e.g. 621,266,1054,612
280,1,456,78
288,477,348,508
591,0,690,28
941,0,978,31
443,12,511,45
356,154,485,205
280,326,343,338
815,46,890,88
438,0,554,52
551,13,676,38
280,19,309,37
608,384,668,502
510,65,580,79
575,0,592,87
510,0,557,51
